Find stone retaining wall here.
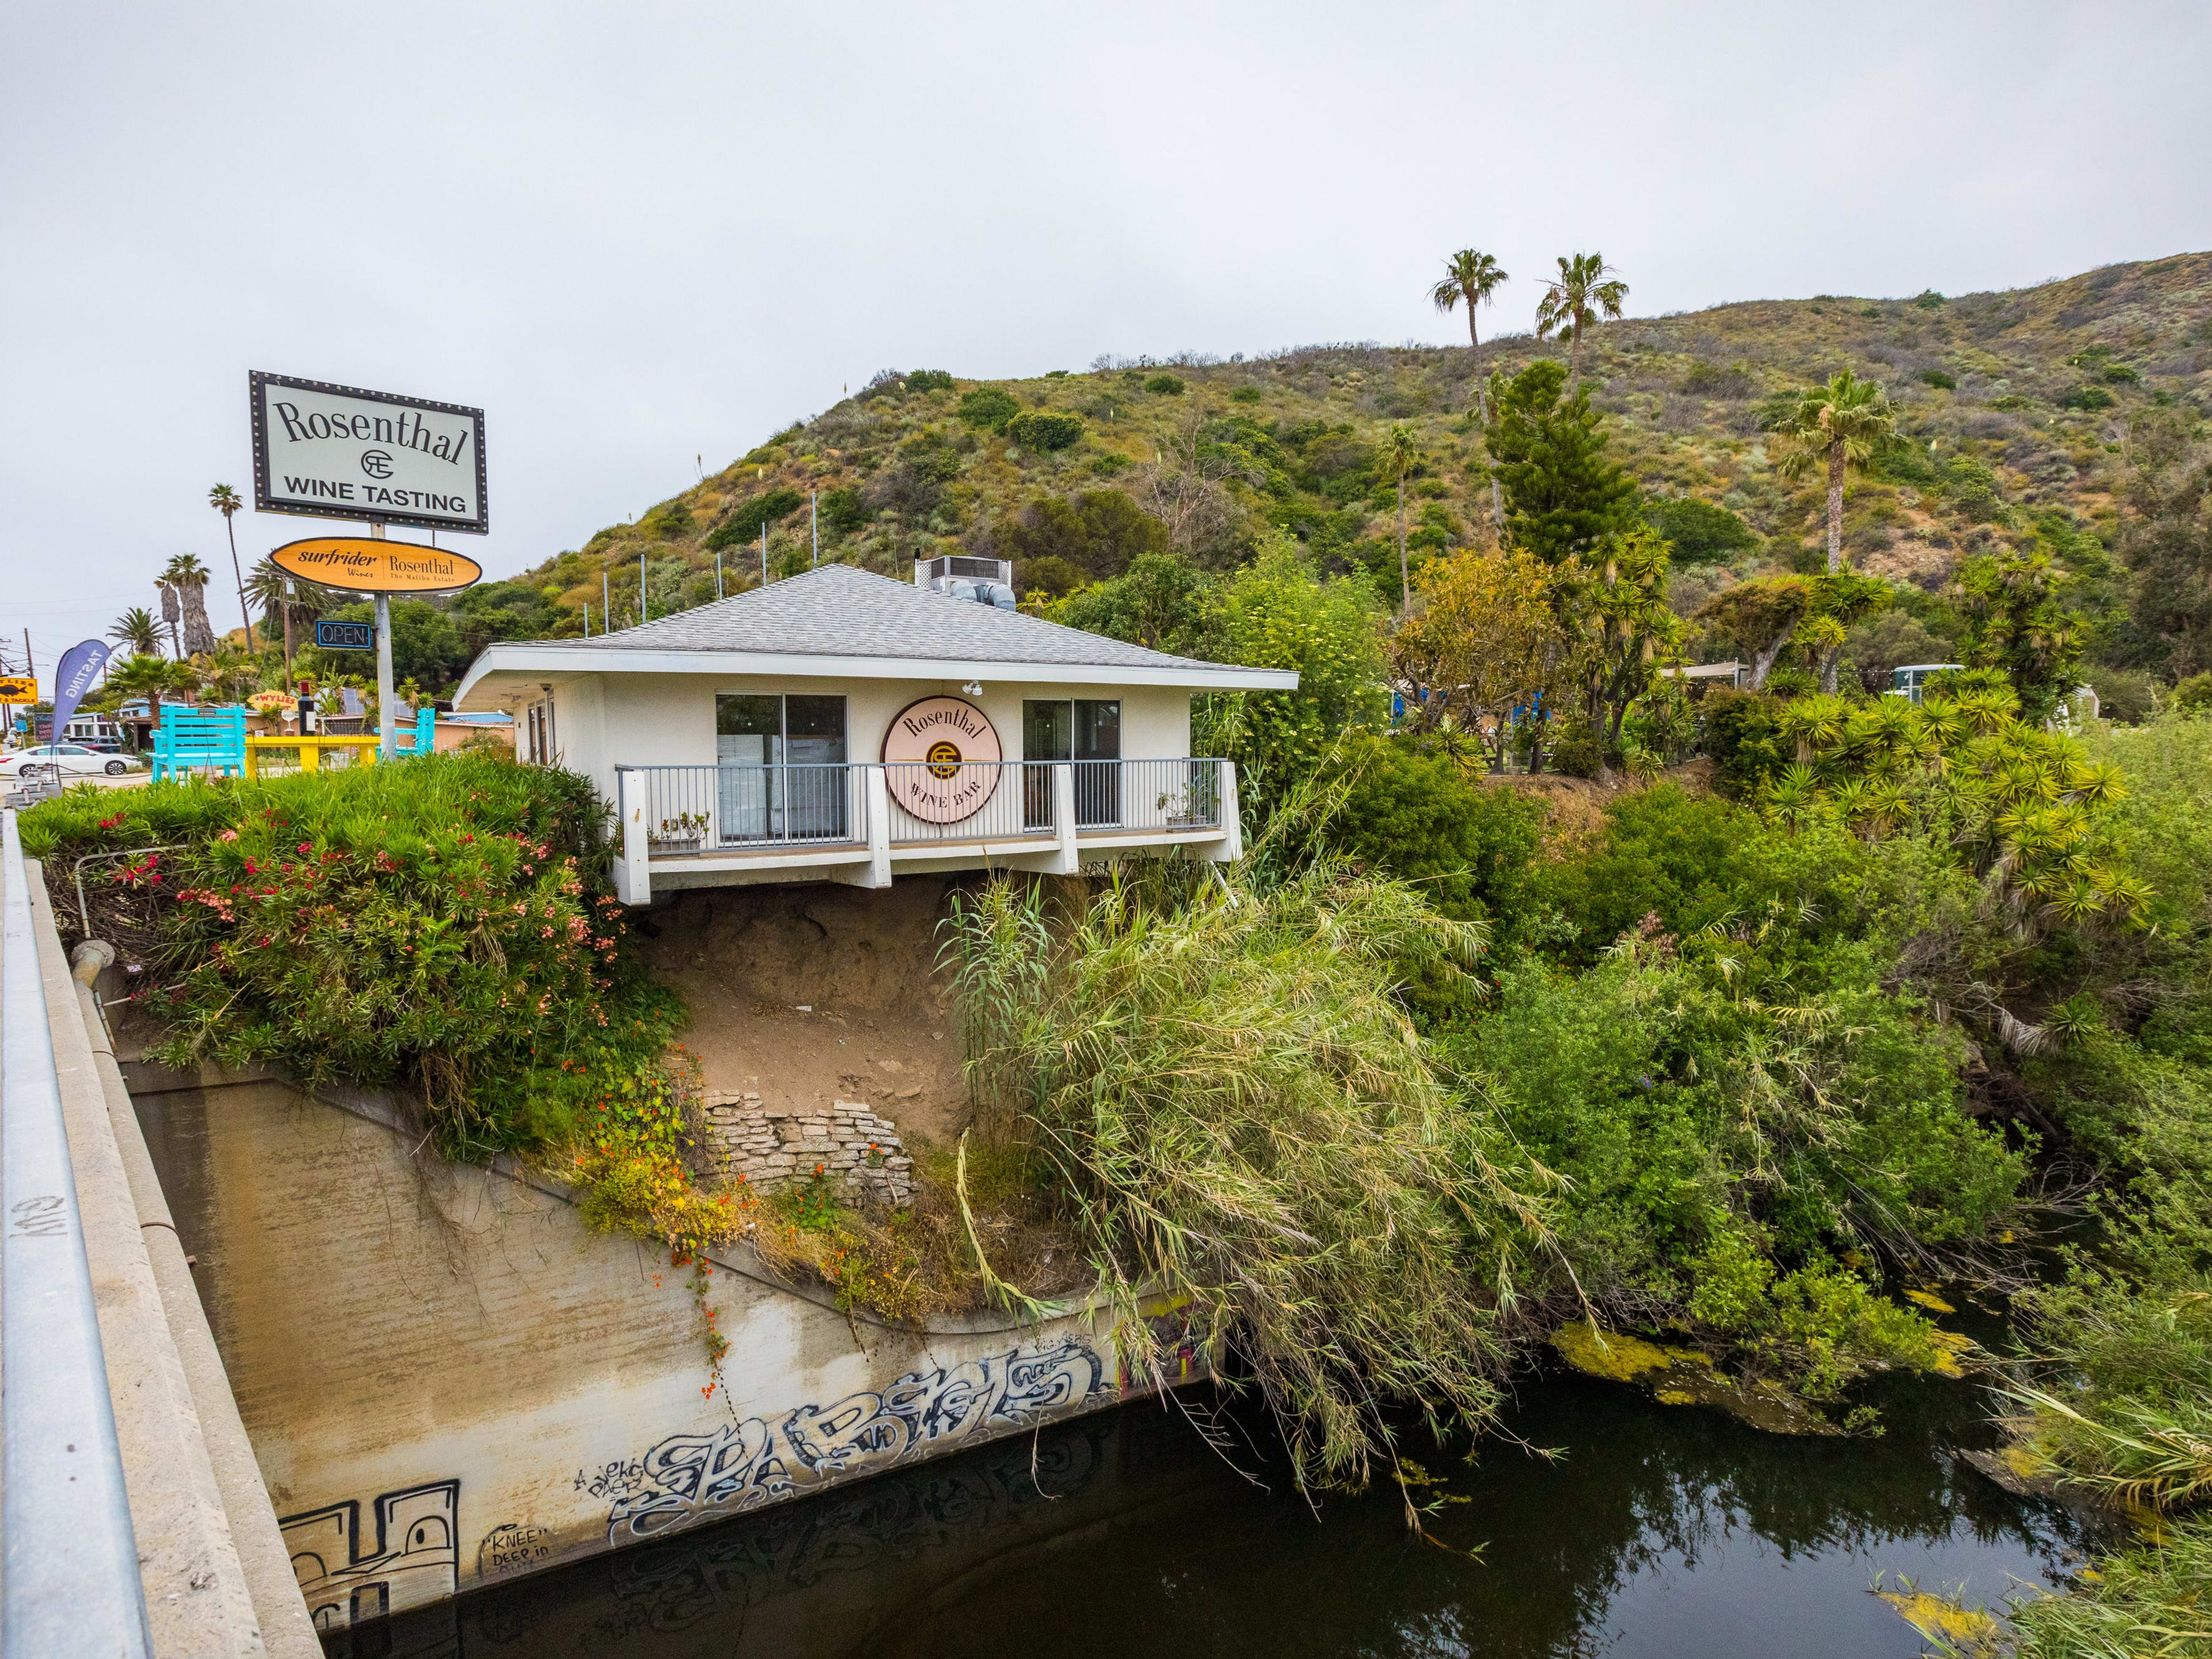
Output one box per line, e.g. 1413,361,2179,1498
702,1093,914,1206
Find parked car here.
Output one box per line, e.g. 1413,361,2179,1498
4,744,141,777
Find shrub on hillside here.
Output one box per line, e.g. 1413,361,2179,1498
1680,362,1755,399
1644,495,1758,565
1003,411,1084,452
1005,488,1165,578
1528,784,1751,957
1143,374,1185,396
706,489,804,547
1916,368,1957,390
2058,383,2116,411
1320,736,1541,925
1699,687,1787,797
957,387,1021,432
1544,714,1603,779
905,369,955,393
641,501,692,538
817,487,870,535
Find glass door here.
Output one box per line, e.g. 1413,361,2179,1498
716,694,780,841
717,694,848,842
1073,699,1121,827
1021,699,1069,830
1023,699,1120,828
783,694,849,839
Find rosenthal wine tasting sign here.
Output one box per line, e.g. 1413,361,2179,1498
250,371,488,534
880,696,1002,823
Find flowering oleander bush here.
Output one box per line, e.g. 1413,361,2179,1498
22,754,681,1158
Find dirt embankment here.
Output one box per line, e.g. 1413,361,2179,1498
634,877,975,1147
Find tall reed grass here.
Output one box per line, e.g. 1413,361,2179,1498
948,855,1548,1501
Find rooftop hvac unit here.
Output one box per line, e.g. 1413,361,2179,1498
914,554,1016,611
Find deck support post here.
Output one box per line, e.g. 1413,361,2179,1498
1048,763,1079,874
833,768,895,888
1206,760,1242,862
866,767,893,887
615,770,650,905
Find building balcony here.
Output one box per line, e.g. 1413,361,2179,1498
611,757,1241,901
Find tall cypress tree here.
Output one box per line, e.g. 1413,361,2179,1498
1485,361,1639,565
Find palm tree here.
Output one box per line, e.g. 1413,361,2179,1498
1378,423,1422,619
109,605,161,657
1429,248,1509,526
1771,369,1899,577
209,483,254,650
1534,253,1629,386
203,642,257,704
247,556,327,672
161,554,218,656
157,574,181,658
106,653,196,706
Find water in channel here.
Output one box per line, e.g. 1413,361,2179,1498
341,1342,2115,1659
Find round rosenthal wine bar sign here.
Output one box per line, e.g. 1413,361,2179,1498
881,696,1002,823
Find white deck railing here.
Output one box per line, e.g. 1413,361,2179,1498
616,759,1227,854
611,759,1237,902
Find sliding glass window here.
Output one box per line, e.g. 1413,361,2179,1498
1021,699,1121,827
715,694,849,842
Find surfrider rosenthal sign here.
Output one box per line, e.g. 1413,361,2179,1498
271,537,484,595
250,371,487,534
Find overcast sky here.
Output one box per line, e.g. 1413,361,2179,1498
3,1,2207,681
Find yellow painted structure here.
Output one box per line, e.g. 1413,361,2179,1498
242,736,381,777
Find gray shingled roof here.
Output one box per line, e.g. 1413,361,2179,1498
537,562,1257,676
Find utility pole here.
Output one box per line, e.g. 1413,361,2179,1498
638,554,647,623
760,522,768,588
603,569,610,631
811,491,819,570
715,550,723,600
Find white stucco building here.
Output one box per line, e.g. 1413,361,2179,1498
452,559,1297,902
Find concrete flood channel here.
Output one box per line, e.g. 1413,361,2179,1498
77,863,2108,1658
124,1053,2111,1658
335,1346,2113,1659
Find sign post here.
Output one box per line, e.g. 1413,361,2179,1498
267,534,483,760
250,373,486,765
370,528,396,759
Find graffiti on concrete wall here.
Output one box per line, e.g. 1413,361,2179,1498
588,1336,1105,1544
281,1479,460,1631
476,1521,555,1579
589,1416,1115,1639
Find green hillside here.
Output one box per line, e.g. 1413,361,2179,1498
445,251,2211,692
